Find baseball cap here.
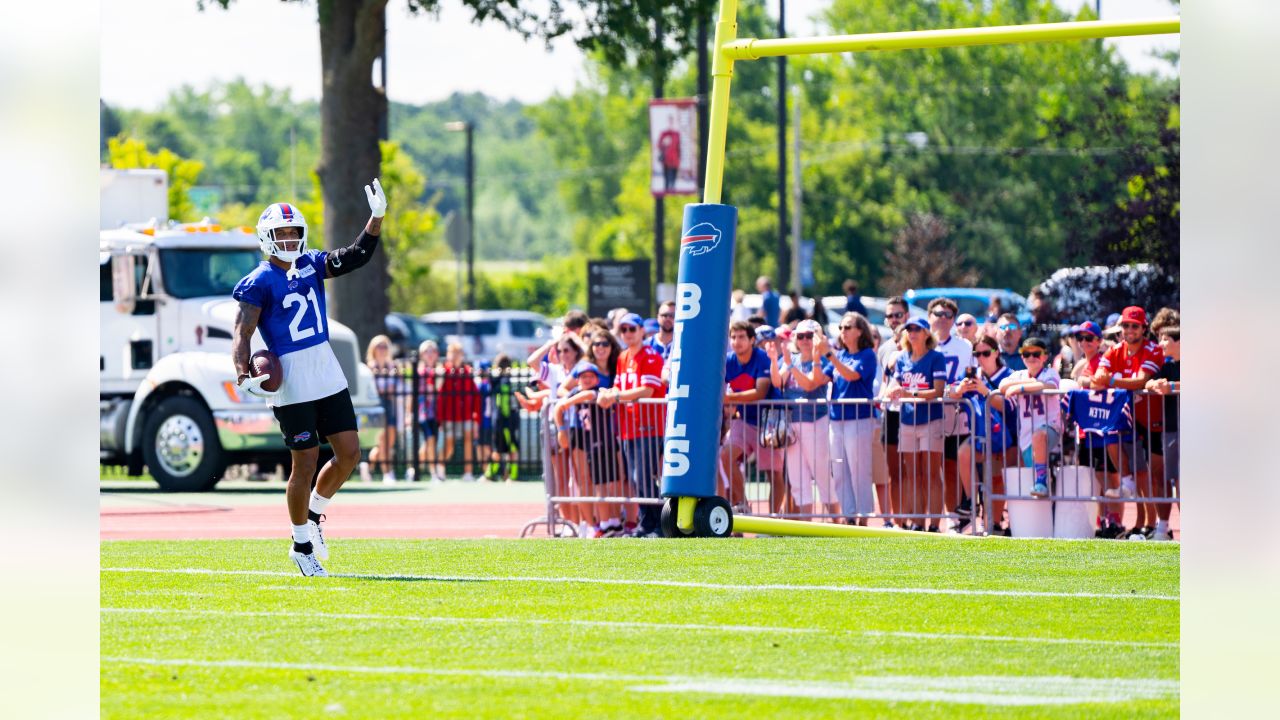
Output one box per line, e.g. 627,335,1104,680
1119,306,1148,325
755,325,777,341
776,325,794,341
902,316,930,332
643,318,660,334
617,312,644,329
796,319,822,334
1073,321,1102,338
1019,337,1049,352
572,363,601,379
1104,312,1122,329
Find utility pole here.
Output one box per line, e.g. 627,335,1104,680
776,0,789,288
653,13,666,303
791,85,802,296
697,8,709,198
464,123,474,309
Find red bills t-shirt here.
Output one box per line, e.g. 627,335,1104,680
615,344,667,439
1099,340,1164,430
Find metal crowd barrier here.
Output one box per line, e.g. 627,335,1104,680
365,359,544,482
976,387,1180,538
523,396,985,537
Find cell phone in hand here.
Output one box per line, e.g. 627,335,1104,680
965,366,977,380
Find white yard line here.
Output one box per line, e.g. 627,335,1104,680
101,607,1177,648
99,656,1178,705
100,566,1179,601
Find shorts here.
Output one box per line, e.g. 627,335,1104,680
944,434,969,461
272,389,358,451
379,395,402,428
441,420,477,439
419,418,439,441
1019,426,1062,467
723,417,785,472
1155,431,1179,481
1079,443,1120,474
1117,436,1149,473
884,410,900,446
494,416,520,454
898,419,943,453
477,421,494,446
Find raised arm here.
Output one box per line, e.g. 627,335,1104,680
325,178,385,279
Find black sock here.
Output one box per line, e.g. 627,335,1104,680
307,510,322,524
293,541,314,555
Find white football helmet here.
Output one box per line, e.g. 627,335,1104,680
256,202,308,263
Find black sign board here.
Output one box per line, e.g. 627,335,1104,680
588,260,651,319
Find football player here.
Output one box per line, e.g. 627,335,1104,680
231,179,388,576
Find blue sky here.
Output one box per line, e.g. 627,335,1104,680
101,0,1178,110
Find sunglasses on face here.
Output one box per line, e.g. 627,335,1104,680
999,324,1019,331
886,312,906,320
1020,351,1044,359
558,346,578,354
839,325,856,331
618,325,639,333
930,311,954,319
795,333,814,340
591,341,610,348
956,320,975,327
906,326,926,333
1075,334,1098,342
974,350,995,358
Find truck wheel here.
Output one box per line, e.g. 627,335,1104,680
142,396,226,492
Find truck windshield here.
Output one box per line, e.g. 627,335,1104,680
158,248,262,299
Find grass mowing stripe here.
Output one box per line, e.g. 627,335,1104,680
100,566,1179,601
101,607,1178,648
100,657,1176,706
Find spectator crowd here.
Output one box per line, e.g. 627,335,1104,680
363,277,1180,541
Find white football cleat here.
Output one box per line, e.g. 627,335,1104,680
308,518,328,560
289,549,328,577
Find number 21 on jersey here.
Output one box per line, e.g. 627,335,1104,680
283,288,324,341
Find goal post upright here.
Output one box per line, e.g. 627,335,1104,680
658,2,1179,539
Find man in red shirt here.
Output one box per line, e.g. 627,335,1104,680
598,312,667,536
1088,306,1166,537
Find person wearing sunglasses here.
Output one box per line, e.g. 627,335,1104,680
998,338,1063,498
1068,321,1105,384
644,300,677,362
597,312,667,537
769,318,834,518
721,321,784,514
879,316,947,531
953,335,1015,534
996,313,1025,371
821,312,878,525
1090,305,1166,539
955,313,979,344
928,297,977,521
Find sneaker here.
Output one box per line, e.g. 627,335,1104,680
462,472,475,483
382,472,396,485
508,465,519,481
577,521,590,538
955,497,973,518
1095,521,1126,540
952,516,972,534
359,462,372,483
1031,481,1049,498
1121,476,1137,497
308,516,328,560
1153,527,1173,541
405,467,416,483
289,549,328,577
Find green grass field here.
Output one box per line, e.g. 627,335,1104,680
101,538,1178,718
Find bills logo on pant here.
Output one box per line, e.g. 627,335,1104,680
680,222,722,256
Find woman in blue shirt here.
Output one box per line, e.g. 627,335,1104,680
953,334,1014,535
769,319,833,517
879,316,946,531
819,312,878,524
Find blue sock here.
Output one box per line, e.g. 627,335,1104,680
1034,463,1048,485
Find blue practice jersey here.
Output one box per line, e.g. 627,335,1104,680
892,349,947,425
1066,389,1132,448
232,250,331,357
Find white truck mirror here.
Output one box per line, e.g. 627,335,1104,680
112,254,136,314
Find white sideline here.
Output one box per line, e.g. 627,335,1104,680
100,567,1180,601
100,607,1178,648
99,656,1178,705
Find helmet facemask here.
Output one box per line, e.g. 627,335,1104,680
265,226,307,263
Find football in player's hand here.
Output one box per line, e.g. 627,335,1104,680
251,350,283,392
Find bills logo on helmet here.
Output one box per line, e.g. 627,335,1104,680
680,222,721,256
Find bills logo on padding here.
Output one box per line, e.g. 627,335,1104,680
680,222,721,256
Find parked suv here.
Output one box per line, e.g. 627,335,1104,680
385,312,440,359
420,310,552,362
904,287,1031,326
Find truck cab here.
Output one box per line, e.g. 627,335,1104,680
100,219,384,491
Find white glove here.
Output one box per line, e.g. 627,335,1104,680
237,373,280,399
365,177,386,218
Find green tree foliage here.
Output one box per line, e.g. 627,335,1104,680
106,136,205,222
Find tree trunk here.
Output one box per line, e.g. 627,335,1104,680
317,0,389,350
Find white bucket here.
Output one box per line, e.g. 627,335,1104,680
1004,467,1053,538
1053,465,1099,539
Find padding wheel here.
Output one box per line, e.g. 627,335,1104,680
693,496,734,538
660,498,692,538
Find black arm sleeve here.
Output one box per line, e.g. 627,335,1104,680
325,230,379,278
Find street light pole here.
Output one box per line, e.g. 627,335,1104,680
445,120,476,311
